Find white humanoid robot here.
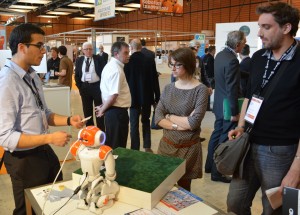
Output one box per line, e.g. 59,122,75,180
71,126,119,214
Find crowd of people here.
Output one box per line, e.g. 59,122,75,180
0,1,299,215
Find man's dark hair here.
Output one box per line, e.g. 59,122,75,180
257,2,300,36
111,41,129,56
50,47,58,53
241,44,250,56
208,46,216,53
205,48,208,53
58,46,67,55
9,23,45,56
140,39,146,46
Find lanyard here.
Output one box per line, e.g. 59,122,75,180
23,77,44,110
260,41,296,90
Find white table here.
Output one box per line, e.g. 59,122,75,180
25,180,223,215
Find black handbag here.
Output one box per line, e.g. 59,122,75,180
214,59,291,179
151,110,162,130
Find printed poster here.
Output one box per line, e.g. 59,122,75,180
95,0,115,21
141,0,183,16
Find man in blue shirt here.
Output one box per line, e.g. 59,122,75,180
0,23,84,215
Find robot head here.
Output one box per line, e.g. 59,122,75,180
78,126,106,147
71,126,106,158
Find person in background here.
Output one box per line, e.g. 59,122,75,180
141,39,161,77
201,47,209,59
55,45,73,89
96,41,131,149
227,2,300,214
124,39,160,153
190,47,211,89
239,44,251,97
141,39,155,59
0,23,84,215
75,42,106,130
205,31,245,183
98,44,108,65
47,47,60,80
202,45,216,111
190,46,212,143
155,48,208,191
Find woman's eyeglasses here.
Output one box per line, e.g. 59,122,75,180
169,63,183,69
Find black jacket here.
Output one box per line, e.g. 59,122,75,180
75,55,106,89
124,51,160,106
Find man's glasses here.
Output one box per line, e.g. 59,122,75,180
24,43,46,51
169,63,183,69
83,48,93,51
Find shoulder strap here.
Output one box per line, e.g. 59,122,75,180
246,59,291,133
260,60,290,102
261,44,299,101
0,152,4,171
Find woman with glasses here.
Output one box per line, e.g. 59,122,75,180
154,48,209,191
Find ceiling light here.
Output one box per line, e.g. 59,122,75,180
9,5,38,9
47,11,71,15
115,7,137,12
9,9,31,13
18,0,51,4
54,8,80,12
123,3,141,8
79,0,94,3
68,3,94,8
37,15,59,18
72,17,93,20
84,14,95,17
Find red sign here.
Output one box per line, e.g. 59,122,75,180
141,0,183,16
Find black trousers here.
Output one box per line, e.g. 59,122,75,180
79,81,105,131
105,107,129,149
4,145,62,215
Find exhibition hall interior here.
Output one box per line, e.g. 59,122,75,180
0,0,299,214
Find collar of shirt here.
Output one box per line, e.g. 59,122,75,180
5,59,36,80
111,56,125,68
225,46,238,57
261,39,298,61
85,56,92,61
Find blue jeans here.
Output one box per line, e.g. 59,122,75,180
130,105,151,150
227,143,298,215
205,115,237,174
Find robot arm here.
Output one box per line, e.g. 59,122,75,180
99,145,116,181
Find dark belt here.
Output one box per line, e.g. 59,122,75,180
107,106,128,111
163,137,200,148
6,145,49,156
82,81,100,86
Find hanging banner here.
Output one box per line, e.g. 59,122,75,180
95,0,115,21
141,0,183,16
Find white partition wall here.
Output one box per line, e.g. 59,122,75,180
215,22,262,59
43,86,72,160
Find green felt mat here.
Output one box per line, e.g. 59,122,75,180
73,148,184,193
113,148,184,193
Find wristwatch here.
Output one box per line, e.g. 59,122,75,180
172,123,178,130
